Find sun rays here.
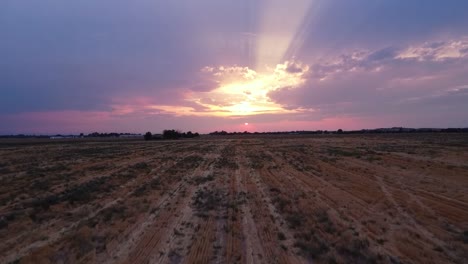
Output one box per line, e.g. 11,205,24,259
163,0,317,118
108,1,318,118
186,61,310,117
254,0,315,70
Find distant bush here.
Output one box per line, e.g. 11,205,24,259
144,132,152,140
144,129,199,140
163,129,181,139
184,131,200,138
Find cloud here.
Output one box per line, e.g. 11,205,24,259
92,60,313,119
1,1,468,133
191,61,311,115
367,47,400,62
268,36,468,127
8,34,466,134
298,0,468,55
208,66,258,81
129,61,312,117
397,38,468,61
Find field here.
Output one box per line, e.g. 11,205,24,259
0,134,467,263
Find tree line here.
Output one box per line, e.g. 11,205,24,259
144,129,200,140
208,127,468,135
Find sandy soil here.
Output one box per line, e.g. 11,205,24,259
0,134,467,263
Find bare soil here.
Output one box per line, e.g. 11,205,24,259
0,134,467,263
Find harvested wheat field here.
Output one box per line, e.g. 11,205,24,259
0,134,467,264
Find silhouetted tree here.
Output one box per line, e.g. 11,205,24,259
163,129,181,139
144,132,152,140
337,129,343,134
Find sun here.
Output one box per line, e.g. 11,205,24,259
244,122,249,125
185,62,309,117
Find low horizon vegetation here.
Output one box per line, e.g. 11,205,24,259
144,129,200,140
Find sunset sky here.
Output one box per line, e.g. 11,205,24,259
1,0,468,134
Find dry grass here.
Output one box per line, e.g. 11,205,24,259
1,134,467,263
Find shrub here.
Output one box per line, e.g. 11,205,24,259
0,217,8,229
132,185,148,197
191,174,214,185
163,129,181,139
277,232,286,240
286,214,303,229
144,132,152,141
294,237,328,258
102,205,127,222
192,189,224,214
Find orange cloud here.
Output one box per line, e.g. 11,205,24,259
107,61,313,118
186,61,312,117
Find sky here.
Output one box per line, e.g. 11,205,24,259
1,0,468,134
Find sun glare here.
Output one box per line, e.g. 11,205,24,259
138,1,317,119
141,1,317,119
186,62,309,117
